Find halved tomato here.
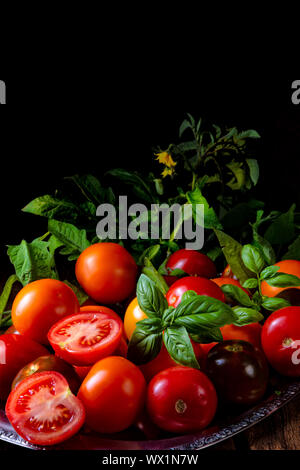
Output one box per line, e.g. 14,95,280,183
5,371,85,446
48,309,123,366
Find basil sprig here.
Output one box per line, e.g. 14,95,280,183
127,275,263,368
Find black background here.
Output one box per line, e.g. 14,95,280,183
0,76,299,269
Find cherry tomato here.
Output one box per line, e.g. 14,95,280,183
165,249,217,286
200,323,263,357
166,276,225,308
75,243,138,304
139,341,205,383
146,367,217,434
11,355,80,394
206,340,269,406
222,264,237,279
11,279,80,344
261,306,300,377
124,297,148,340
6,371,85,446
0,334,48,401
48,309,123,366
78,356,146,433
211,277,250,303
261,260,300,303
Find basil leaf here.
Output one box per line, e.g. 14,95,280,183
173,295,233,322
164,326,200,369
137,274,168,317
232,306,264,326
161,306,176,326
142,258,169,295
190,328,223,344
252,231,276,266
241,244,265,275
220,284,253,307
186,186,222,230
260,265,280,281
264,273,300,287
127,317,163,365
242,278,258,289
181,290,198,302
261,297,291,312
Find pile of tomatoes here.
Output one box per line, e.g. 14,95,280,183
1,243,300,447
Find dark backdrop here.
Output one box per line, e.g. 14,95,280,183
0,76,299,271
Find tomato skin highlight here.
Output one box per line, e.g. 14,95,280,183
48,309,123,366
166,276,225,308
146,367,217,434
11,355,81,394
75,243,138,304
261,260,300,299
78,356,146,434
166,249,217,279
5,371,85,446
0,334,48,401
261,306,300,377
11,279,80,344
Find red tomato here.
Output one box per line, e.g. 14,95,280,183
261,260,300,300
261,306,300,377
166,276,225,308
11,279,80,344
78,356,146,433
73,365,92,381
211,277,250,303
5,325,21,335
146,367,217,433
124,297,148,340
48,309,123,366
75,243,138,304
166,249,217,279
139,341,205,383
201,323,263,357
80,305,127,341
222,264,237,279
6,371,85,446
0,334,48,401
11,355,80,394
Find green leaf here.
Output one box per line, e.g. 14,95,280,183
22,195,81,222
261,297,291,312
179,119,192,137
260,266,280,281
181,290,198,302
220,284,253,307
127,318,163,365
0,275,19,325
190,328,223,344
67,174,106,205
226,161,246,190
107,169,154,203
264,205,296,245
282,236,300,261
186,186,222,230
214,230,253,284
63,280,89,306
264,273,300,288
246,159,260,186
7,239,59,286
141,259,169,296
241,244,265,275
138,244,160,265
164,326,200,369
252,231,276,266
136,274,168,318
231,306,264,326
242,278,258,289
48,219,90,261
237,130,261,139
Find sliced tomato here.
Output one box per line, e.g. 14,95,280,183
48,309,123,366
5,371,85,446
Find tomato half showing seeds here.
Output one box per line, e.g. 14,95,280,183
48,309,123,366
78,356,146,434
166,276,225,308
146,367,217,434
0,334,48,401
5,371,85,446
261,306,300,377
11,279,80,344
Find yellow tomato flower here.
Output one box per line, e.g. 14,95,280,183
161,167,175,178
155,152,177,168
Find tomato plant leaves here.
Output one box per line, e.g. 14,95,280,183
48,219,91,261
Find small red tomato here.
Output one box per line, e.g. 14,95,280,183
0,334,48,401
166,276,225,308
261,306,300,377
11,355,81,394
222,264,237,279
11,279,80,344
166,249,217,278
48,309,123,366
146,367,217,434
6,371,85,446
78,356,146,433
75,243,138,304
